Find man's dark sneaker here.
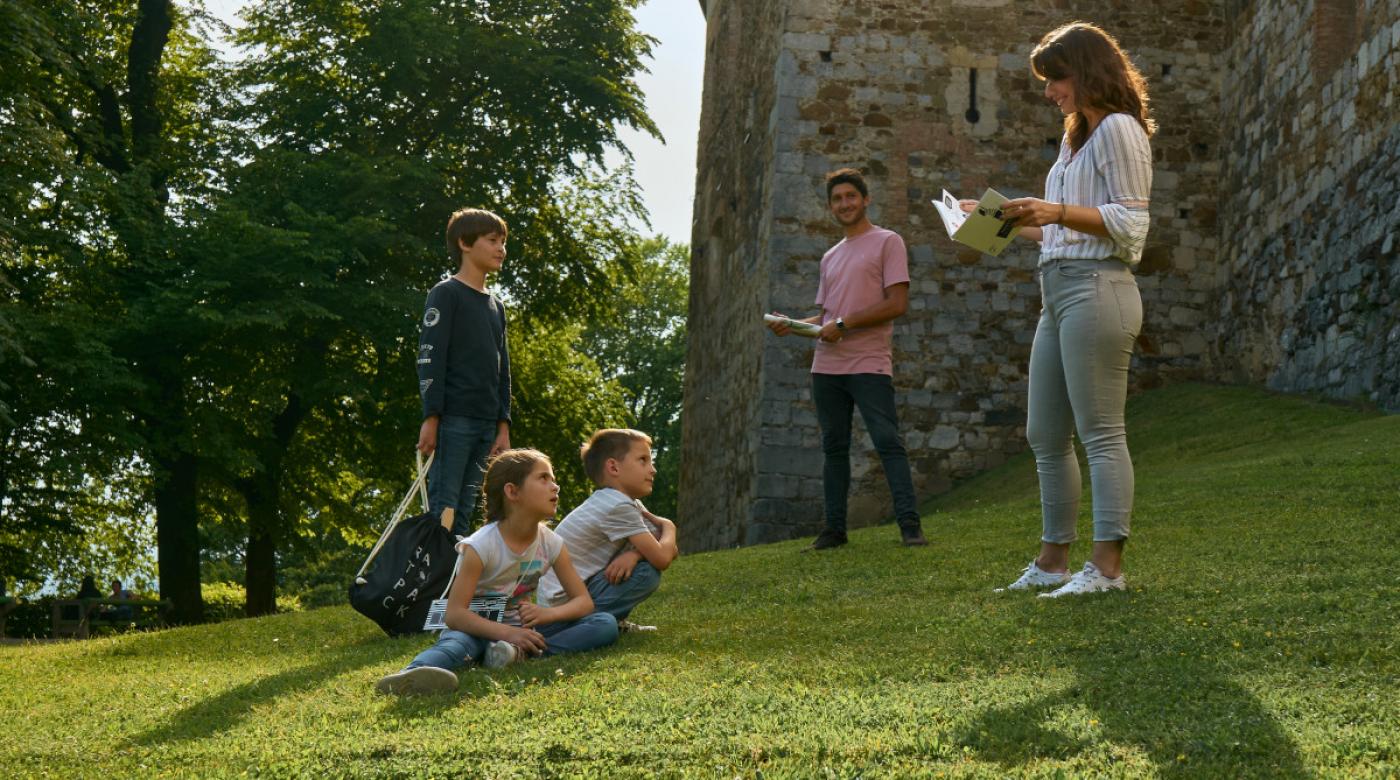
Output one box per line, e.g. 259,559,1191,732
899,524,929,547
805,529,848,551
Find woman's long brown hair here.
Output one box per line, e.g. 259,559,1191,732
1031,22,1156,153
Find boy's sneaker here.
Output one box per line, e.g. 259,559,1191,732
899,523,929,547
618,619,658,633
374,666,458,696
1039,562,1126,598
483,640,521,669
805,529,848,551
994,560,1072,592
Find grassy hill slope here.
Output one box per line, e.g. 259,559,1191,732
2,384,1396,778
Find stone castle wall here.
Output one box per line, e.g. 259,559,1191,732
1215,0,1399,407
678,0,787,551
681,0,1399,551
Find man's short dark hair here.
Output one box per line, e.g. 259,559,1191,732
825,168,869,200
581,428,652,487
445,208,508,263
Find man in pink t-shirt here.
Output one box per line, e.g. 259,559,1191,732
767,168,927,550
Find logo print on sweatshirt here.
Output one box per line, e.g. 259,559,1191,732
423,307,441,327
419,378,433,397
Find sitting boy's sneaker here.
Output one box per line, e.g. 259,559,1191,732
994,560,1072,592
374,666,458,696
1039,562,1126,598
899,523,929,547
618,619,658,633
804,529,848,551
483,640,521,669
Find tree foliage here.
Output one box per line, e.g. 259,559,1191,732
581,237,688,518
0,0,220,612
1,0,678,618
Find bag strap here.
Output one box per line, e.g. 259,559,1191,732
438,548,465,601
353,451,435,583
415,450,430,513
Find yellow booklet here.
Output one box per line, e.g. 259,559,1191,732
932,188,1023,257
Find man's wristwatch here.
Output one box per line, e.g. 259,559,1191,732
835,317,847,332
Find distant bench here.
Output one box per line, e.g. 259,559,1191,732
51,598,172,640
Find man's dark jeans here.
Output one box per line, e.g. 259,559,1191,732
811,372,919,533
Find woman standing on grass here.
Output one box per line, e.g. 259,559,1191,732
983,22,1155,597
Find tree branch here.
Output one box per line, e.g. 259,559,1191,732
128,0,173,185
28,22,131,173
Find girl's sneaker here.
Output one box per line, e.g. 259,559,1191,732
995,560,1072,592
1039,562,1126,598
374,666,458,696
483,640,521,669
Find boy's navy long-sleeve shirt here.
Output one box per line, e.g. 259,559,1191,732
417,278,511,423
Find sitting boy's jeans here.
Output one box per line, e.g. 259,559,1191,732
427,415,497,536
405,612,618,671
585,561,662,621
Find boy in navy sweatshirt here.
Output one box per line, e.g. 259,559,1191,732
416,208,512,535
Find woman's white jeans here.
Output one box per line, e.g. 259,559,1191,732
1027,258,1143,544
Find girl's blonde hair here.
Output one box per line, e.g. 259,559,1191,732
1031,22,1156,153
480,448,551,523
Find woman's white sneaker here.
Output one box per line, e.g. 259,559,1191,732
995,560,1072,592
1039,562,1126,598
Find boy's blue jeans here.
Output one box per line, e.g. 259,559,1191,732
405,612,619,671
585,561,662,621
811,372,920,534
427,415,497,536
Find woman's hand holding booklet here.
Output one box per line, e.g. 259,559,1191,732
931,187,1023,256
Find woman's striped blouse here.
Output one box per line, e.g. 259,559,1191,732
1039,112,1154,267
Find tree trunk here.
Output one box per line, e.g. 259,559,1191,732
243,483,279,617
239,391,306,617
153,449,203,624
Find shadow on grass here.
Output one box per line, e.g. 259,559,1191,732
131,633,611,742
957,601,1311,779
131,640,390,747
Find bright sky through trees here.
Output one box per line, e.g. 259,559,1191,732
203,0,704,243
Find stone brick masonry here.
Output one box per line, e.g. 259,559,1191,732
1216,0,1399,405
679,0,1399,552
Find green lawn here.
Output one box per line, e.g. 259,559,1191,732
3,384,1397,778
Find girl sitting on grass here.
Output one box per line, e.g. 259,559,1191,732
376,448,618,695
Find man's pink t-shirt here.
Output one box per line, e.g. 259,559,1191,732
812,226,910,376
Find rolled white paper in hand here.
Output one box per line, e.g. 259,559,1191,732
764,314,821,338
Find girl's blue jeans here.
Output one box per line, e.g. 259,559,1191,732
404,612,618,671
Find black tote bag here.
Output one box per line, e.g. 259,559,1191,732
348,453,459,636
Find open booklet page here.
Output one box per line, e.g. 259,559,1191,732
931,187,1023,257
